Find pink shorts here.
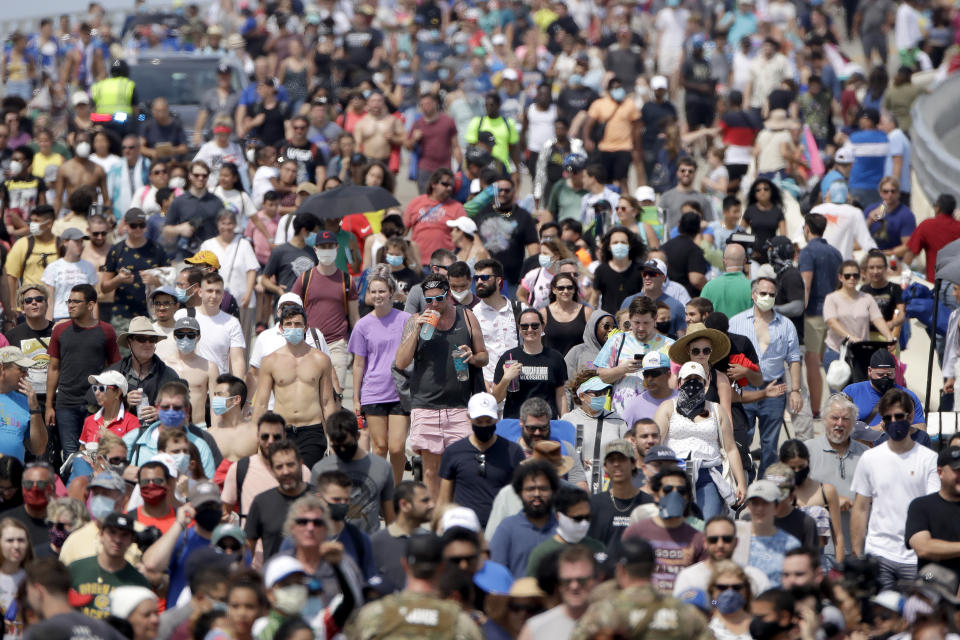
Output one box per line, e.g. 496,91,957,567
409,407,471,455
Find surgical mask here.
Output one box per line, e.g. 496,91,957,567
610,243,630,259
588,396,606,412
610,87,626,102
8,160,23,175
755,295,776,312
174,285,192,303
159,408,186,427
194,506,221,531
211,396,233,415
872,375,895,394
451,289,470,303
398,57,412,69
676,378,707,419
87,494,115,522
556,512,590,543
273,584,308,615
315,248,337,265
658,489,686,519
304,232,317,247
333,442,359,462
176,336,197,353
283,327,304,345
472,422,496,442
328,502,349,522
245,148,256,163
713,589,746,614
885,419,911,442
75,141,91,158
438,68,450,80
538,254,553,269
385,254,404,267
568,74,583,87
29,221,44,236
171,452,190,474
656,321,671,335
169,176,186,189
749,617,792,640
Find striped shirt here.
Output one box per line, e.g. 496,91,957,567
729,307,801,381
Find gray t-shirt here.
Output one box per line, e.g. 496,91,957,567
311,452,395,534
659,187,715,233
860,0,894,34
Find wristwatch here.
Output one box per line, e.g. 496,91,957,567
30,408,43,415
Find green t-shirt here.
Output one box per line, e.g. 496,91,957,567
526,535,607,577
465,115,519,172
548,181,589,222
69,556,151,619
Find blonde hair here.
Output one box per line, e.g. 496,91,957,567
708,560,752,605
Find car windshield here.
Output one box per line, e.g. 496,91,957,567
129,61,241,106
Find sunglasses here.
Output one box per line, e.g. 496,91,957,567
473,274,494,282
22,296,45,304
22,480,51,490
90,231,108,237
706,535,735,544
294,517,326,528
129,335,156,343
158,404,184,411
715,583,745,592
260,433,283,442
218,540,242,553
661,484,689,496
883,412,908,422
554,285,575,292
691,346,712,356
140,477,166,486
47,522,71,532
644,368,668,378
66,299,87,306
107,456,126,466
558,576,592,587
438,181,453,187
524,424,549,433
128,223,146,230
174,331,198,340
475,452,486,478
446,553,479,565
192,172,210,179
519,323,541,330
642,271,661,278
842,273,860,280
91,384,118,393
424,293,447,304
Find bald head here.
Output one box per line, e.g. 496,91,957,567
724,243,746,271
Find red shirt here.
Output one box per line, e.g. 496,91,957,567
402,195,466,265
79,405,141,444
410,114,458,172
906,213,960,282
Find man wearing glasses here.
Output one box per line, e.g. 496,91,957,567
0,347,47,463
6,285,54,409
102,207,169,337
163,160,223,260
673,515,770,597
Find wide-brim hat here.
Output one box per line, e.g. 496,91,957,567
764,108,798,131
118,316,167,348
531,440,574,477
668,322,730,365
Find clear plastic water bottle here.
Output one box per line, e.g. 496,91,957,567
900,265,911,290
507,354,520,393
137,388,150,417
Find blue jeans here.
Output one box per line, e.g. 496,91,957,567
743,391,787,476
56,405,90,455
695,469,727,521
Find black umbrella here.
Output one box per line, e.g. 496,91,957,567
297,185,400,220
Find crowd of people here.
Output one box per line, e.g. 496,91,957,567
2,0,960,639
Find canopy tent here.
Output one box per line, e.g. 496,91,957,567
924,238,960,414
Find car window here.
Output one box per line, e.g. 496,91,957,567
130,61,242,106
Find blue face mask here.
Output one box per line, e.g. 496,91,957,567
304,232,317,247
611,243,630,259
211,396,233,415
569,74,583,87
538,254,553,268
658,489,686,519
284,327,304,345
88,495,115,522
174,285,192,303
588,396,606,412
158,408,186,427
176,336,196,354
610,87,626,102
398,58,411,69
385,254,404,267
438,68,450,80
714,589,746,615
885,419,911,441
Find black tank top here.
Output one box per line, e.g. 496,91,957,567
410,306,473,409
543,305,587,357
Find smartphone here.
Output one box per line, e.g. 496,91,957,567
634,354,643,360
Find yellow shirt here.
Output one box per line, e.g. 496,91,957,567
32,152,63,181
58,520,144,566
52,215,90,238
4,235,59,285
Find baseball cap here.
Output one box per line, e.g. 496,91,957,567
447,217,478,235
938,446,960,469
576,376,611,395
563,153,586,173
651,75,668,91
88,370,129,396
264,555,306,588
150,285,177,300
60,227,89,241
501,68,519,81
406,532,443,566
277,292,304,309
465,147,491,166
641,259,667,277
189,481,222,508
316,230,337,245
89,471,125,493
124,208,148,224
174,316,201,332
871,590,904,614
678,361,707,381
216,62,230,74
869,349,897,369
604,439,637,461
101,512,135,533
439,506,482,533
211,523,247,547
71,91,90,107
185,250,221,270
477,131,496,146
634,186,656,202
0,347,36,368
109,586,157,618
617,537,655,565
594,199,612,211
763,462,796,501
644,445,678,464
746,479,781,502
834,148,854,164
642,351,670,371
467,392,499,421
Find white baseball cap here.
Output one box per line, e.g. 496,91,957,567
502,67,519,81
277,292,304,309
678,361,706,381
634,186,656,203
491,34,507,46
834,147,854,164
440,506,482,533
651,75,668,91
446,217,478,235
467,392,499,421
264,555,306,589
642,351,671,370
71,91,90,107
88,370,129,395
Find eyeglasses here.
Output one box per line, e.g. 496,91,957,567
554,285,575,292
174,331,198,339
66,298,87,305
558,576,592,587
842,273,860,280
192,172,210,179
715,583,745,592
524,424,549,434
706,535,735,544
139,477,166,486
128,222,146,230
661,484,689,496
90,231,108,237
294,517,326,528
644,368,668,378
158,404,184,411
22,296,45,304
218,540,242,552
91,384,118,393
438,181,453,187
153,300,174,308
424,293,447,304
883,412,908,422
475,452,486,477
446,553,479,565
129,335,156,343
690,346,712,356
22,479,51,490
519,322,541,330
473,274,494,282
107,456,125,466
260,433,283,442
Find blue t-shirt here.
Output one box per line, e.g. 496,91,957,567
842,381,925,427
748,529,800,586
797,238,843,316
0,392,30,462
848,129,889,190
884,129,912,191
863,202,916,251
167,528,211,605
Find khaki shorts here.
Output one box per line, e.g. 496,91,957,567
804,316,827,354
409,407,471,455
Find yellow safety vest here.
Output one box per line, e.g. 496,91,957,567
91,77,135,115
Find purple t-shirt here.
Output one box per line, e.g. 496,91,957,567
621,389,677,431
347,308,411,404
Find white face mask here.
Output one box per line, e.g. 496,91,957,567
245,148,256,163
450,289,470,303
273,584,308,615
169,176,186,189
8,160,23,175
29,221,44,236
755,295,776,312
75,141,91,159
556,512,591,543
315,248,337,265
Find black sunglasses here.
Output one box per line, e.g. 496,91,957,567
661,485,689,496
475,453,486,478
294,517,325,528
218,540,243,553
883,412,908,422
128,223,146,230
519,323,541,330
22,295,45,304
174,331,198,340
715,583,745,592
554,285,575,292
260,433,283,442
706,535,735,544
140,477,165,486
691,346,712,356
842,272,860,280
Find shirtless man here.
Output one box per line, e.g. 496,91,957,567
254,304,339,468
82,214,116,320
54,131,109,213
207,373,257,462
163,316,219,428
353,92,405,163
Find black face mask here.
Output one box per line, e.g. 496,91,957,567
195,507,221,531
749,616,793,640
472,423,496,443
793,466,809,485
334,442,359,462
328,502,349,522
656,321,671,335
676,378,707,419
872,375,895,394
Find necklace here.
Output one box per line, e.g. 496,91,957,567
610,490,638,513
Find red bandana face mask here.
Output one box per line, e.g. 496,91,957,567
140,484,168,506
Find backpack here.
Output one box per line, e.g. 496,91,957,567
235,456,251,516
297,265,350,315
19,235,61,279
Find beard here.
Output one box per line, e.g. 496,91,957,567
476,283,497,298
522,498,550,520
